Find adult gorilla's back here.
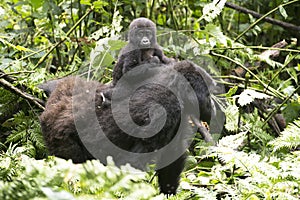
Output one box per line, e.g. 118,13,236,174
39,60,213,195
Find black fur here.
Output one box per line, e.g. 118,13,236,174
39,60,213,195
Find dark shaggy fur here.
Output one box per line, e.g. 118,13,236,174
39,60,213,195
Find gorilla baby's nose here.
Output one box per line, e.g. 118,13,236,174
141,37,150,45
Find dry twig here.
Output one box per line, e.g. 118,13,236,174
0,78,45,110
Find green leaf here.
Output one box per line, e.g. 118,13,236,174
279,5,288,19
80,0,91,5
225,86,238,98
205,24,228,45
93,1,109,9
108,39,127,51
282,102,300,124
224,104,239,132
92,52,114,68
201,0,226,22
29,0,44,9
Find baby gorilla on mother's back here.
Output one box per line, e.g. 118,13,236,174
112,17,174,85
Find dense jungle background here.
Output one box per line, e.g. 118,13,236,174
0,0,300,199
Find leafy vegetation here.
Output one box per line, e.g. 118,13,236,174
0,0,300,199
0,146,160,200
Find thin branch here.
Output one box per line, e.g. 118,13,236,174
19,46,51,61
211,51,285,99
231,40,288,78
225,2,300,33
212,46,300,54
0,78,45,110
213,75,259,83
2,71,35,76
226,0,300,42
262,84,300,128
0,69,16,82
34,7,94,69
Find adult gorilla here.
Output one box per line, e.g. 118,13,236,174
39,60,214,195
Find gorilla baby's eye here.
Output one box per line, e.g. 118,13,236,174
145,30,153,39
137,31,144,38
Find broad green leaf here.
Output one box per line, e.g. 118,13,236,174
108,39,127,51
282,102,300,124
205,24,228,45
29,0,44,9
92,52,114,69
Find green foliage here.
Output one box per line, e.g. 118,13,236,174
0,146,161,200
2,132,300,200
3,111,46,158
200,0,226,23
282,101,300,124
88,37,126,82
0,0,300,199
222,88,280,153
224,104,239,132
182,133,300,199
269,117,300,152
237,89,269,107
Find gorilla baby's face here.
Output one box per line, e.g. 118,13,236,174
136,28,154,48
128,18,157,50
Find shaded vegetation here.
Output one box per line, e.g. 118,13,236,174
0,0,300,199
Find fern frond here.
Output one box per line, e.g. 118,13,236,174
4,111,46,158
269,118,300,152
28,121,46,150
6,130,26,144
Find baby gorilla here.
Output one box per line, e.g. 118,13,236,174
112,17,174,85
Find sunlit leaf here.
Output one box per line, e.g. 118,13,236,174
201,0,226,22
225,104,239,131
225,86,238,98
279,5,288,19
237,89,269,106
93,1,109,9
107,39,127,51
29,0,44,9
80,0,91,5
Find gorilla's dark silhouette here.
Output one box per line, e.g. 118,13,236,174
39,60,214,195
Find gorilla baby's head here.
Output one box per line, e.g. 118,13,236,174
128,17,157,49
